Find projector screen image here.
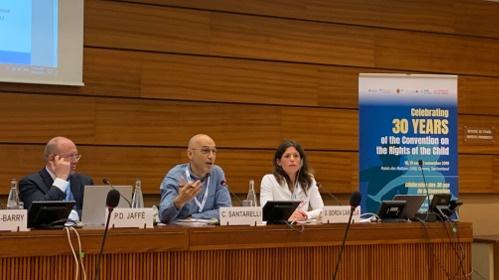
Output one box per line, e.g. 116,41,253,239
0,0,83,86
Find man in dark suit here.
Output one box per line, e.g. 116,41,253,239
19,136,93,221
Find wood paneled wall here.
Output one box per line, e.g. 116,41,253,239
1,0,499,195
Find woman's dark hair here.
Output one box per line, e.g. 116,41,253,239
272,140,313,193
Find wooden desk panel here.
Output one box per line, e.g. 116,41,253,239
0,222,471,280
188,222,472,250
0,227,188,257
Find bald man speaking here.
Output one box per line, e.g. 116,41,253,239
159,134,232,223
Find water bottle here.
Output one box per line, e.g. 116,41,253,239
243,179,258,207
131,178,144,208
7,178,20,209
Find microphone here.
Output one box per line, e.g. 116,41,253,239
317,181,342,205
102,177,132,207
418,160,431,220
448,199,463,221
95,189,120,280
349,191,361,211
106,189,120,209
449,199,463,211
199,173,240,206
332,191,361,280
221,179,243,205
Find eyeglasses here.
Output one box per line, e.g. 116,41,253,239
58,153,82,162
191,148,217,155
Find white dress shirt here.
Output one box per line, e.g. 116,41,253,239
259,174,324,219
45,167,79,221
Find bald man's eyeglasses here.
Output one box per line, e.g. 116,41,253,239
191,148,217,155
58,153,82,162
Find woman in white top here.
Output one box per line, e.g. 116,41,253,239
260,140,324,221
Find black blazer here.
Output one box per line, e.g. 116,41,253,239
19,168,93,217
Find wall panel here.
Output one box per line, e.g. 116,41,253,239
90,49,499,115
0,144,497,195
374,29,499,76
84,0,375,67
0,92,356,150
84,0,499,77
0,144,359,195
2,92,499,153
4,48,499,115
122,0,499,39
0,94,96,143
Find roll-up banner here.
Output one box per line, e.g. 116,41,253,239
359,74,458,213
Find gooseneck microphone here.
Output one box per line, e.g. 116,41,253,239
418,160,431,220
95,189,120,280
332,191,361,280
200,173,239,205
317,181,342,205
102,177,132,207
221,180,243,205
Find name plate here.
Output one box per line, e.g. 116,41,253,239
220,207,262,226
320,206,361,224
0,209,29,232
108,208,154,229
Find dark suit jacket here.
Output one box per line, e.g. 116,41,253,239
19,168,93,217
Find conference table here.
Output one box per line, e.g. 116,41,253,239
0,221,472,280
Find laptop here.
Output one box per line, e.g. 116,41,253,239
430,193,451,211
429,193,452,218
262,201,301,224
393,194,426,219
81,185,133,226
377,200,406,221
28,200,75,228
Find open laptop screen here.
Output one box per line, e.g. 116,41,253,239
377,200,406,221
28,200,75,228
81,185,132,226
262,201,300,224
393,194,426,219
430,193,451,211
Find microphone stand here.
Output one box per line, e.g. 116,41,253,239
95,207,114,280
95,190,120,280
227,187,243,206
332,206,356,280
418,160,431,221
